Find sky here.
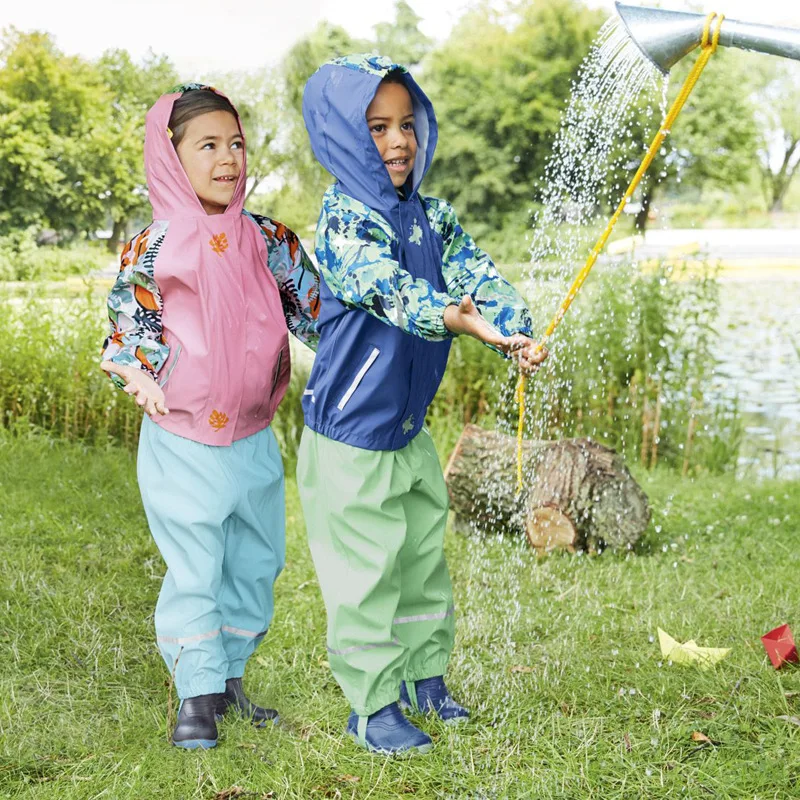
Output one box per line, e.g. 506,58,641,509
2,0,800,76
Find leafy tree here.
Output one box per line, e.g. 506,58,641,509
0,28,110,235
0,91,64,231
248,23,363,231
96,49,178,249
751,61,800,211
423,0,605,248
616,48,762,231
374,1,433,67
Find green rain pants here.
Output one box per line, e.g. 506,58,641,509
297,426,455,716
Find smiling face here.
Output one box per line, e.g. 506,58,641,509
174,110,243,215
366,79,417,190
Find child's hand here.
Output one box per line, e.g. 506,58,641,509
506,335,549,376
101,361,170,418
443,295,511,349
443,297,549,373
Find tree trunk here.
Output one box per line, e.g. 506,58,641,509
444,424,650,553
108,219,127,254
767,138,800,212
634,184,655,233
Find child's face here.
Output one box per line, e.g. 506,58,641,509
175,110,243,215
366,81,417,189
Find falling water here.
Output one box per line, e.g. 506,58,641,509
454,16,668,738
527,17,666,283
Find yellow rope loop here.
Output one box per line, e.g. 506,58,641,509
710,14,725,52
514,12,723,496
701,12,716,48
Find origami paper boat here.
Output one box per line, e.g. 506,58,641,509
761,624,799,670
658,628,731,669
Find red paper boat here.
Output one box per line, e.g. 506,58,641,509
761,624,799,669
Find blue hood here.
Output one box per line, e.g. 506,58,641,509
302,54,438,217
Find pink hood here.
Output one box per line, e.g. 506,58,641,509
143,85,290,446
145,85,247,219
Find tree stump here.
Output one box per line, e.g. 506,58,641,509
444,424,650,553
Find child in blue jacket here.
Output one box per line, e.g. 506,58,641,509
299,54,546,755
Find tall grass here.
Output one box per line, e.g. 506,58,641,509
0,285,309,466
429,259,742,474
0,229,110,282
0,259,740,474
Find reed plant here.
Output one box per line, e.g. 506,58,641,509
0,257,741,474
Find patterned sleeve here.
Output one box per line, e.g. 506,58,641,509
247,212,320,351
101,223,170,389
425,197,533,338
317,204,455,341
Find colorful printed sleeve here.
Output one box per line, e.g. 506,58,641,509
317,198,455,341
247,212,320,351
425,197,533,339
101,222,170,389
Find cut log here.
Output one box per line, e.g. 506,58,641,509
444,424,650,553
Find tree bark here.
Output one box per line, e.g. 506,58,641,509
444,424,650,553
634,184,655,233
108,219,127,253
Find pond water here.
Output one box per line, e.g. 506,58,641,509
714,270,800,479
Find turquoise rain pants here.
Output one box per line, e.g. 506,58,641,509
297,426,455,717
137,416,285,699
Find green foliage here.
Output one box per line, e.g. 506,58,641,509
0,257,742,476
2,433,800,797
428,260,741,475
373,0,433,67
0,30,177,240
0,286,311,464
423,0,606,242
0,229,108,281
750,59,800,211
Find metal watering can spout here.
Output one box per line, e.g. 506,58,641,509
615,2,800,74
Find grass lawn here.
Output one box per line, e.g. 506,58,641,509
0,431,799,799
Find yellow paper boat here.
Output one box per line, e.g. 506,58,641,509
658,628,730,669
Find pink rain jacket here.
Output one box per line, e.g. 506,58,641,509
143,89,290,446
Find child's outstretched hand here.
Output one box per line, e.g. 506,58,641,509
444,295,510,348
101,361,170,418
506,334,549,376
443,296,548,374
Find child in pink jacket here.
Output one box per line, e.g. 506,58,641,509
101,84,319,749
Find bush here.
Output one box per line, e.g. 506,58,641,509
0,258,742,476
0,286,311,464
427,258,742,475
0,229,110,282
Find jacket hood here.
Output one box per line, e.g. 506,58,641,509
144,83,247,219
302,54,438,214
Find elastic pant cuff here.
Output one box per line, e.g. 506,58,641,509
404,658,450,685
177,679,227,700
350,686,401,718
226,661,245,680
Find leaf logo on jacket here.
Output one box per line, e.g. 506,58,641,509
409,221,423,246
208,409,229,431
209,232,229,255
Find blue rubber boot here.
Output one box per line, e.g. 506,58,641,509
346,702,433,755
172,694,219,749
400,677,469,724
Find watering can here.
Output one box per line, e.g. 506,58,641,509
615,2,800,73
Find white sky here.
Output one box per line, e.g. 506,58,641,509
2,0,799,76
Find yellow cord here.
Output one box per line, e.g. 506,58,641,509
515,13,724,494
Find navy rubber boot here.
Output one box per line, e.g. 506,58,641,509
172,694,220,749
346,702,433,755
400,677,469,724
215,678,279,727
